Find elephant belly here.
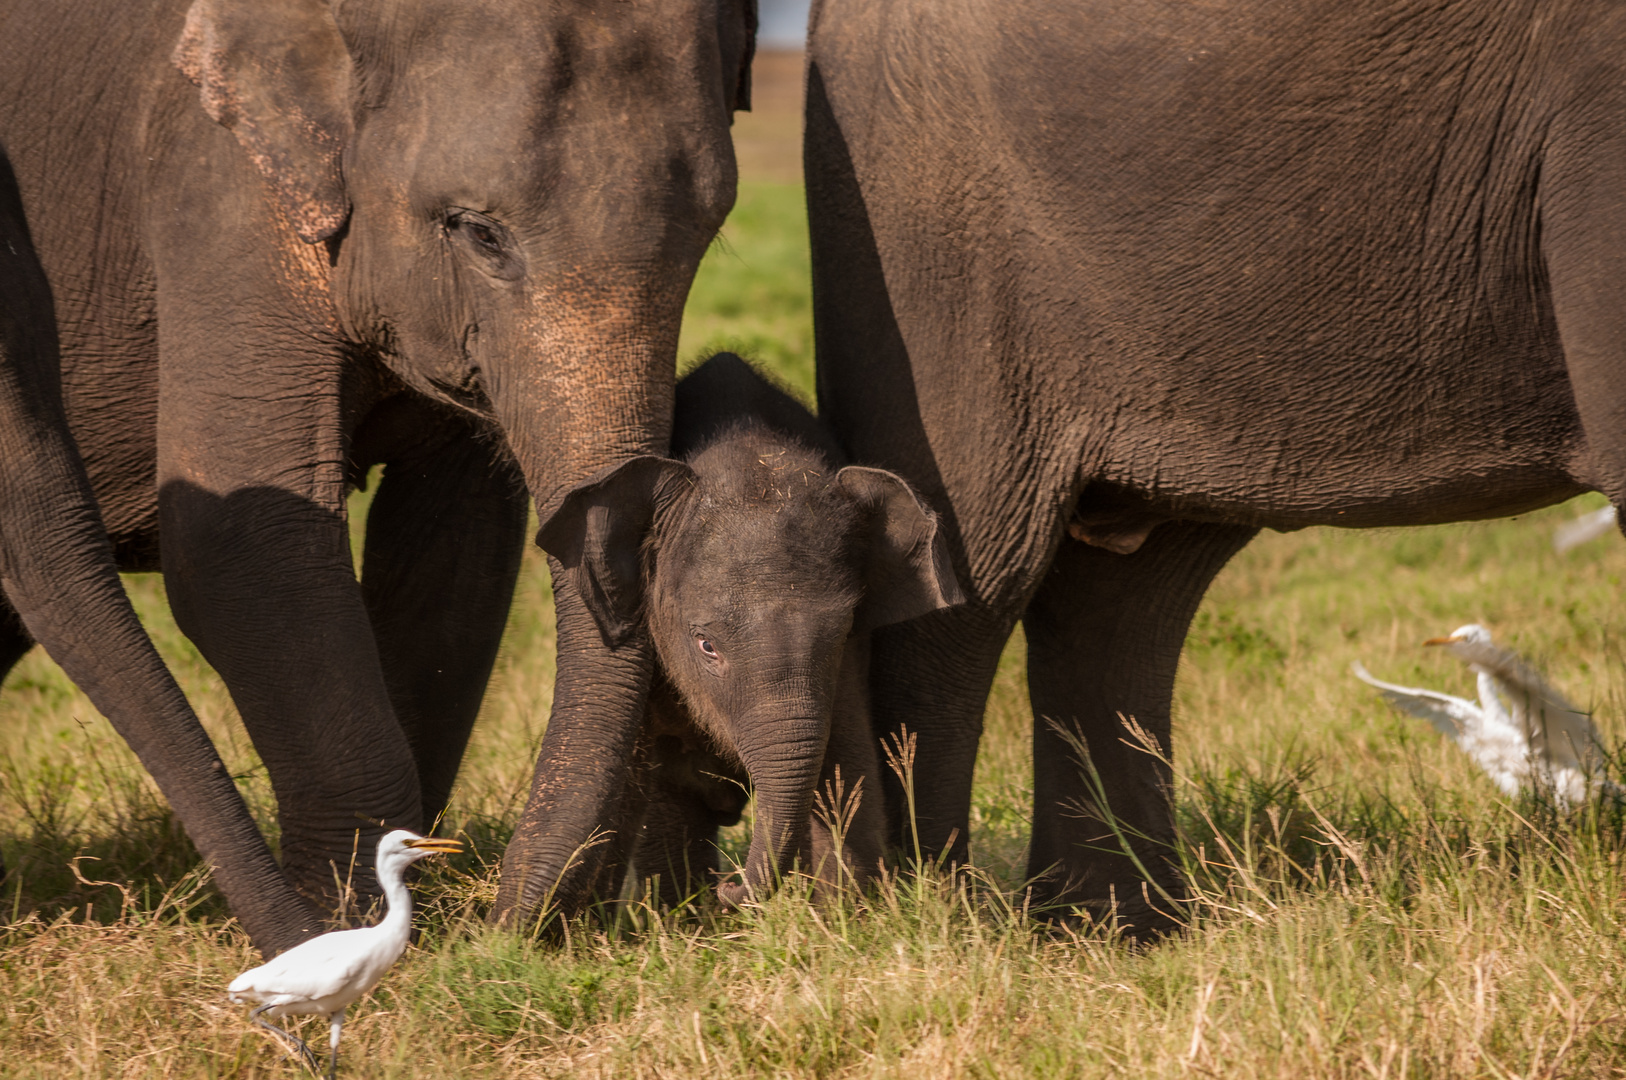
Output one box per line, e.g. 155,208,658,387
1080,328,1588,531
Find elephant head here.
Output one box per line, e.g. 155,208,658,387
542,420,963,905
174,0,753,516
171,0,757,920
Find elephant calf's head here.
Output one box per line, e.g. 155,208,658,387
541,355,964,904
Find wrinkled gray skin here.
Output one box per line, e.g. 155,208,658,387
544,354,963,908
0,155,298,944
807,0,1626,933
0,0,753,953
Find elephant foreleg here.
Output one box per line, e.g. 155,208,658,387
0,195,318,952
153,281,420,906
357,406,528,826
811,637,886,897
1022,521,1255,937
159,479,422,906
868,604,1014,868
632,770,730,911
628,676,745,909
494,568,657,926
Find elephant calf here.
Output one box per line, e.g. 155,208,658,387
540,354,963,908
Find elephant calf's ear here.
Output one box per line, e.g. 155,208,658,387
838,466,966,631
537,457,696,649
173,0,353,244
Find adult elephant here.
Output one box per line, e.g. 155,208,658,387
0,0,754,953
806,0,1619,933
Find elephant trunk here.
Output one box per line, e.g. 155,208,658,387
490,276,683,511
717,710,831,907
489,276,684,926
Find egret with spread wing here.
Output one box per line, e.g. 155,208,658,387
229,830,462,1077
1553,505,1618,555
1355,624,1611,807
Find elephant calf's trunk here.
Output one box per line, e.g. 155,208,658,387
717,722,827,907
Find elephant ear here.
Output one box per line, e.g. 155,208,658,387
718,0,759,113
537,457,697,648
173,0,353,244
837,466,966,631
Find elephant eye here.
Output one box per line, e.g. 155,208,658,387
445,209,524,280
692,630,727,676
465,221,500,252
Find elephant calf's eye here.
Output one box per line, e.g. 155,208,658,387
694,633,727,673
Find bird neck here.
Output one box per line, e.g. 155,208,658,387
377,865,415,942
1475,671,1514,722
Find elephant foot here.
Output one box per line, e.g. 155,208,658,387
1027,870,1188,944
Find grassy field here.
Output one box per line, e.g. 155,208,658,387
4,182,1626,1077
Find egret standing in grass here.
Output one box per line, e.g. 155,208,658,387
229,830,462,1077
1354,624,1611,807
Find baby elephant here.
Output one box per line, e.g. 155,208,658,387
543,353,964,906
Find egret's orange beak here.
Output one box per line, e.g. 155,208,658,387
405,837,464,855
1422,634,1460,647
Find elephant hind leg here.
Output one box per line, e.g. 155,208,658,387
1543,100,1626,506
356,400,529,828
632,775,730,911
1023,521,1256,938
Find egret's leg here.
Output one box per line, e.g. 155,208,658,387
249,1004,319,1071
326,1010,344,1080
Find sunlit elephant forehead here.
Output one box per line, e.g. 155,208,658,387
347,4,742,197
343,0,733,83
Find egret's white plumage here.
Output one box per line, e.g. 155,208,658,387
1553,506,1618,555
1355,624,1611,807
1352,661,1532,799
229,829,461,1077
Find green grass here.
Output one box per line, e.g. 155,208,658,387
4,183,1626,1076
680,182,814,399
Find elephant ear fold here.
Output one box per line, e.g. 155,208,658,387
537,457,697,649
720,0,758,113
173,0,353,244
837,466,966,632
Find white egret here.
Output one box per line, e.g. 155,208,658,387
229,830,462,1078
1553,505,1618,554
1354,624,1611,807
